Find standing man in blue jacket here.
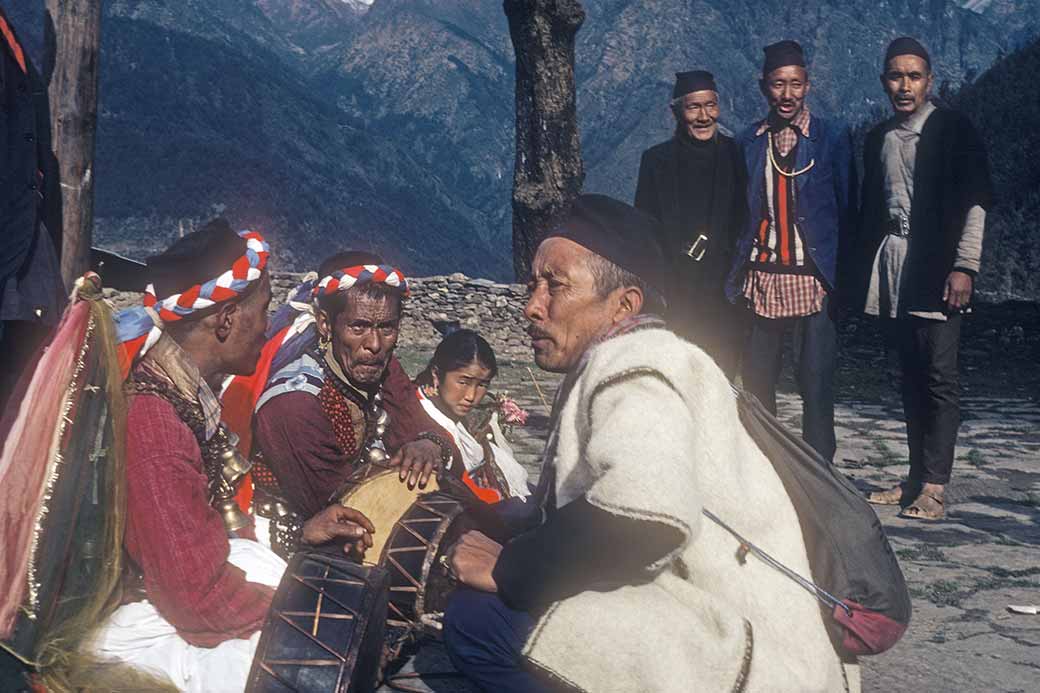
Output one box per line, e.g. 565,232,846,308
725,40,857,462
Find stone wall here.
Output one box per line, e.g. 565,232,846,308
108,272,533,359
272,272,532,358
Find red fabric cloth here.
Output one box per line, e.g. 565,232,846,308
833,599,909,656
124,393,273,647
253,356,459,519
221,324,294,512
382,357,453,455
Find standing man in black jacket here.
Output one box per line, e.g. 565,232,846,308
634,70,746,377
858,37,993,520
0,7,64,413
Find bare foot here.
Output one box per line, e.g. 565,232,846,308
867,481,920,506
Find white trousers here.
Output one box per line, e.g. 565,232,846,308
90,539,287,693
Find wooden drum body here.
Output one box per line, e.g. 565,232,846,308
336,465,466,628
246,549,389,693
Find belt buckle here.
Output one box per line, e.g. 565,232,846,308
685,234,709,262
887,216,910,237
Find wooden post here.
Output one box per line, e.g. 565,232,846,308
504,0,585,280
46,0,101,289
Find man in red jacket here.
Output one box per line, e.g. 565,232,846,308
251,250,458,555
92,221,374,691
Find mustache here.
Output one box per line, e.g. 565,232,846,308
527,327,551,341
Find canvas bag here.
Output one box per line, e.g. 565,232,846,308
703,388,911,656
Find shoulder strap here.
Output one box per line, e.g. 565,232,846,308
255,352,325,413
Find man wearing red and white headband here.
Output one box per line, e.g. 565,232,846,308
93,221,378,691
251,250,458,553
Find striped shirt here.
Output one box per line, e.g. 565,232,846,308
744,108,826,319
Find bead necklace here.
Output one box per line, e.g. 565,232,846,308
767,131,815,177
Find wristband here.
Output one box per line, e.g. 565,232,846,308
415,431,455,471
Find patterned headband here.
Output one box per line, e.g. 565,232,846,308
312,264,409,298
144,230,270,322
115,229,270,374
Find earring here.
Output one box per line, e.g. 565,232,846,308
319,332,331,353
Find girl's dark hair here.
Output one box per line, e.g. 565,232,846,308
416,329,498,386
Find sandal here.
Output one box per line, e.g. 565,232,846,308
899,492,945,520
867,482,920,507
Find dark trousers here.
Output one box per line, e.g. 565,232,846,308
669,296,745,380
742,297,837,462
443,588,548,693
883,315,962,485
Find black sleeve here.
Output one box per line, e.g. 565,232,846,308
634,150,662,221
727,140,749,264
491,496,684,612
953,113,994,212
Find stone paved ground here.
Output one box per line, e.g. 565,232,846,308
384,345,1040,692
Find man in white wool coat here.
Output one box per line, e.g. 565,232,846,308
442,194,859,692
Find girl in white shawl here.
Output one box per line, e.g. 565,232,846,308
415,329,530,504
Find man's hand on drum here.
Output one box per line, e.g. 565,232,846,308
390,438,442,490
446,530,502,593
302,505,375,557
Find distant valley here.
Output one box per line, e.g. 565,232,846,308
5,0,1039,297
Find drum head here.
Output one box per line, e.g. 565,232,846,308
338,467,441,561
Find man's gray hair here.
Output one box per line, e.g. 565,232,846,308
586,252,667,314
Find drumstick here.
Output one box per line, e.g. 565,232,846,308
526,366,551,412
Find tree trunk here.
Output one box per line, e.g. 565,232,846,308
45,0,101,290
504,0,585,280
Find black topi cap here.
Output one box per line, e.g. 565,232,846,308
546,194,668,297
762,40,806,77
884,36,931,69
147,218,248,299
673,70,717,99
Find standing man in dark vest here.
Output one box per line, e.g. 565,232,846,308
859,38,992,520
726,40,857,463
0,6,64,413
635,70,747,377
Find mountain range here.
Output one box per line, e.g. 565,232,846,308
5,0,1039,296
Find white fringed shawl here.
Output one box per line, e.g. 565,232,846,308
522,328,855,692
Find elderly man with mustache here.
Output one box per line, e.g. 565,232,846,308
441,194,856,693
635,70,748,378
725,40,857,463
250,250,456,555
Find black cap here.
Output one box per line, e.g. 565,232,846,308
547,194,668,297
762,40,806,77
147,218,247,298
673,70,717,99
884,37,931,69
